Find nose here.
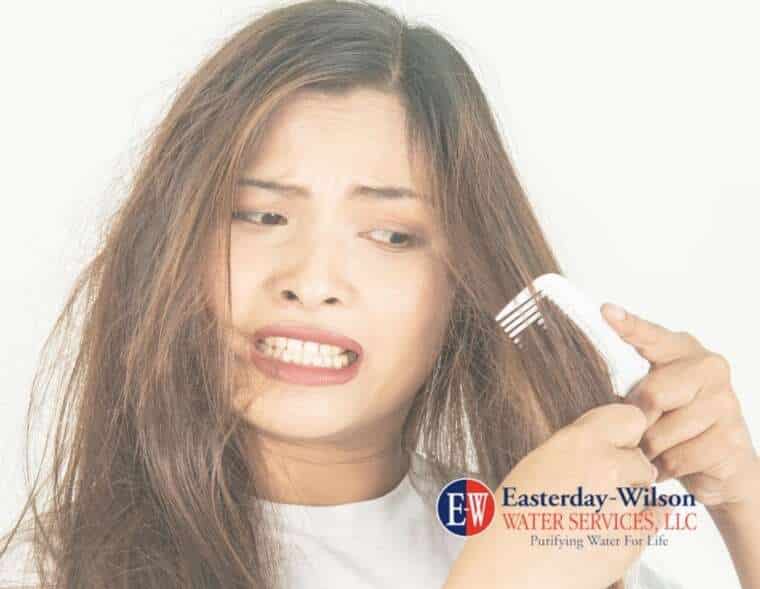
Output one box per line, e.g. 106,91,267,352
270,228,352,310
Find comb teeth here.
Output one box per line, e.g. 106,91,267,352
495,288,548,345
492,273,652,397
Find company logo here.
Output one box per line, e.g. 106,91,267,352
436,478,495,536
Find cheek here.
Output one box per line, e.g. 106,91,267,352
225,237,274,323
205,234,267,325
365,258,451,361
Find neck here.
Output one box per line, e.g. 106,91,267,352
246,428,411,506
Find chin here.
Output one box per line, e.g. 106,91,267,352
236,392,367,440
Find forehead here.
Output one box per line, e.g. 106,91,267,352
244,88,426,194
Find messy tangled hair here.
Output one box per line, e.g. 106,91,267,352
1,1,628,587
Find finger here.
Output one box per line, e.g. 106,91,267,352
576,403,648,449
625,355,715,426
619,447,659,487
639,396,725,461
652,422,731,482
601,303,705,366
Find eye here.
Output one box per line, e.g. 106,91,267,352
232,210,287,226
368,229,420,249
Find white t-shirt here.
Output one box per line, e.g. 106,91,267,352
0,452,685,588
254,451,686,589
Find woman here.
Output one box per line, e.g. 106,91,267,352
1,1,757,588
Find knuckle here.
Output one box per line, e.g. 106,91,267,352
714,391,739,416
640,433,658,458
637,387,665,411
659,452,680,477
677,330,700,348
703,353,731,380
629,382,660,411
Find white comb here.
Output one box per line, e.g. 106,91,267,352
494,273,650,397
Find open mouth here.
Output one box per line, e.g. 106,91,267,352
254,337,360,370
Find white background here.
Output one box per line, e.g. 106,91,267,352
1,1,758,587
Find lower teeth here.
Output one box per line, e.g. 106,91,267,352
256,343,356,368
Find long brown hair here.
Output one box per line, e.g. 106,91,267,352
1,1,627,587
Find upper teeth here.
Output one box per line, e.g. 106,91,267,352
259,337,347,356
255,336,357,368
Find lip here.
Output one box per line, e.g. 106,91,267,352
247,323,364,386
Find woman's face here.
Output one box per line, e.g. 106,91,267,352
208,88,453,444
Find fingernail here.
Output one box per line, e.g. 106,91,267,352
605,303,627,321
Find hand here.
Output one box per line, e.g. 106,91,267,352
445,403,669,589
601,303,760,515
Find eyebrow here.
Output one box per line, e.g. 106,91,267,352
238,176,421,201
